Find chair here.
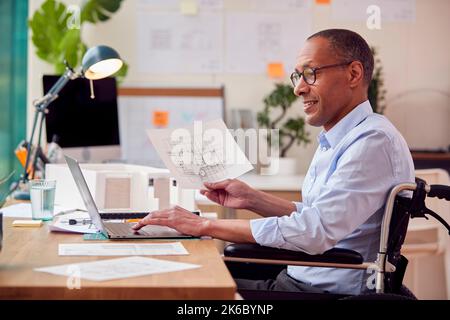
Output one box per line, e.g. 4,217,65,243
223,178,450,300
403,169,450,299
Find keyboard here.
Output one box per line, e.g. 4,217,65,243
99,210,200,220
99,212,148,220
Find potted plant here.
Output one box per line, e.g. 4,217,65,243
29,0,128,82
257,83,310,175
368,46,386,114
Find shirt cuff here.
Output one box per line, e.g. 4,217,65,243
250,217,286,248
293,201,303,212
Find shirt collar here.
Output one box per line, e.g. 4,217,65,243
317,100,373,149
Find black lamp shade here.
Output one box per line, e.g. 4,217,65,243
82,45,123,80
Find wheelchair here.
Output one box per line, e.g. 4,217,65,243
223,178,450,300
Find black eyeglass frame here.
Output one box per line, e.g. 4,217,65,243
290,61,354,86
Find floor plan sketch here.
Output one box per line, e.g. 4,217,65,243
147,119,253,188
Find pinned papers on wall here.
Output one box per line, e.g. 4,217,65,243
180,0,198,15
224,12,310,74
267,62,285,78
137,12,223,74
153,110,170,127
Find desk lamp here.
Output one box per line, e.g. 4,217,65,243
12,45,123,200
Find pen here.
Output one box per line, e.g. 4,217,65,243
125,219,141,223
60,219,92,225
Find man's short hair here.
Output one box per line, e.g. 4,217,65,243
307,29,374,86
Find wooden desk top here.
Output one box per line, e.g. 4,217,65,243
0,218,236,300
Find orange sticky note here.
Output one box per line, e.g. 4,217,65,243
267,63,284,78
153,111,169,127
315,0,331,4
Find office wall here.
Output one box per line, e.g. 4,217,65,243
27,0,450,174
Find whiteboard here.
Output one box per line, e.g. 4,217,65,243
117,87,225,167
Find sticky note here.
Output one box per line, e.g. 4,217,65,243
152,110,169,127
267,62,285,78
315,0,331,4
12,220,43,227
180,0,198,15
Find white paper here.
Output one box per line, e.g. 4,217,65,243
35,256,200,281
137,0,223,11
118,96,224,166
58,242,189,256
249,0,311,11
147,119,253,188
49,211,99,234
331,0,415,22
225,12,311,74
137,12,223,73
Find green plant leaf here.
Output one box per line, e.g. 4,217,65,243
81,0,124,23
114,61,129,85
29,0,128,80
58,29,81,68
258,83,309,156
29,0,69,69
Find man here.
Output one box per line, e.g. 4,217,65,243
133,29,415,295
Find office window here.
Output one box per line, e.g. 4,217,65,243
0,0,28,200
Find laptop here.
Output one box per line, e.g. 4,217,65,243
64,155,196,239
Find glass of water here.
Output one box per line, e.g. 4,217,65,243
30,180,56,221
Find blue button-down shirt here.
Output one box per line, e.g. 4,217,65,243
250,100,415,294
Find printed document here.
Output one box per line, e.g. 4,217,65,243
58,242,189,256
147,119,253,188
35,256,200,281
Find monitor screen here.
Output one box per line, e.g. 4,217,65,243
43,75,121,162
43,75,120,148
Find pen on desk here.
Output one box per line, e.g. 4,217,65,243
60,218,92,225
125,219,141,223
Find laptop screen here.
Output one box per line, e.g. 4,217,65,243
64,155,106,234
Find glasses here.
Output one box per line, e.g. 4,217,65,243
290,61,353,87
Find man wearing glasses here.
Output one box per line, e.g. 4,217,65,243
134,29,414,295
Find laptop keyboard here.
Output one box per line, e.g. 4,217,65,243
99,212,148,220
105,222,147,235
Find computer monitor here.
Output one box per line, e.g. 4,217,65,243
43,75,121,163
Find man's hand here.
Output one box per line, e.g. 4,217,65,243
200,179,255,210
132,206,209,237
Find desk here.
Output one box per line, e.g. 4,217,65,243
0,218,236,300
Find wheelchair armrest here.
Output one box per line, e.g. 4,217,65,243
224,243,363,264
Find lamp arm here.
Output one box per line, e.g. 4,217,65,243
33,68,79,111
21,67,81,183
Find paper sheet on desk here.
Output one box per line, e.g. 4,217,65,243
147,119,253,188
49,211,98,234
58,242,189,256
34,256,200,281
